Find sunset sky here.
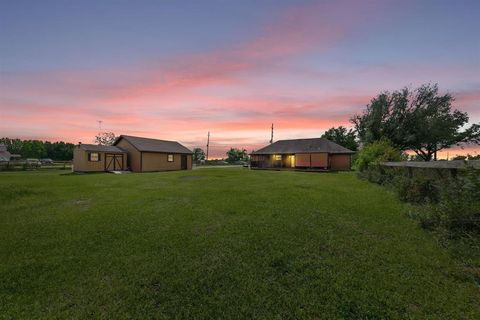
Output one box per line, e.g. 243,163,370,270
1,0,479,158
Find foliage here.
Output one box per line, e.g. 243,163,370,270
354,139,405,172
226,147,248,163
94,132,117,145
1,169,479,318
413,169,480,233
0,137,74,160
192,147,206,162
321,126,358,151
351,83,480,161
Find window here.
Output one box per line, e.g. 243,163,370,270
88,152,100,162
273,155,282,161
167,154,174,162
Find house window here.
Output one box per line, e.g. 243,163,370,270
273,155,282,161
88,152,101,162
167,154,174,162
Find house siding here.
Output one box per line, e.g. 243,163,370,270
330,154,352,170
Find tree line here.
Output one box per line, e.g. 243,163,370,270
0,138,75,160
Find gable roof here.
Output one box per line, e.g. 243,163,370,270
115,135,192,154
251,138,355,155
78,144,126,153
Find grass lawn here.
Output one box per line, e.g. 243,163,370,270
1,168,479,319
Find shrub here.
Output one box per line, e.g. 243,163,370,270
354,139,404,172
408,169,480,235
392,173,439,204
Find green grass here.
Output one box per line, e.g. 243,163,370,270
1,168,479,319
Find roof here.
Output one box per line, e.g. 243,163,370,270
0,144,7,152
78,144,126,153
115,135,192,154
0,150,11,161
251,138,355,155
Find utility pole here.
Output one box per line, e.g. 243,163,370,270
97,120,103,131
269,123,274,144
206,131,210,160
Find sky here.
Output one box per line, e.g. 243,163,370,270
1,0,479,158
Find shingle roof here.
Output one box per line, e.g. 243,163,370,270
115,135,192,154
251,138,355,155
78,144,126,153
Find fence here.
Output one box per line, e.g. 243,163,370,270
0,160,72,171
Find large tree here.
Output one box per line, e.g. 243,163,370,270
321,126,358,151
351,84,480,161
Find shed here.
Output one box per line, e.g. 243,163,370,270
113,135,192,172
250,138,355,171
73,144,127,172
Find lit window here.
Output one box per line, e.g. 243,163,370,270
273,155,282,161
89,153,100,162
167,154,174,162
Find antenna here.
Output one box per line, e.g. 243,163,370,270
269,123,274,144
206,131,210,160
97,120,103,131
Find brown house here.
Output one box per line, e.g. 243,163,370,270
73,144,127,172
250,138,355,171
113,135,193,172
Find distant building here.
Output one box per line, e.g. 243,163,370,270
0,144,11,161
250,138,355,171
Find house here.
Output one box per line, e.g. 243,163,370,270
250,138,355,171
0,144,11,161
113,135,192,172
73,144,128,172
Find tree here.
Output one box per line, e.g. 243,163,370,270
351,84,480,161
226,148,248,163
0,138,74,160
321,126,358,151
95,132,117,145
192,148,206,163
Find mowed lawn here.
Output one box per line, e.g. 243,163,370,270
1,168,479,319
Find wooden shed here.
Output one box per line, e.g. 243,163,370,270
113,135,193,172
250,138,354,171
73,144,127,172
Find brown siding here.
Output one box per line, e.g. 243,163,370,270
115,138,142,172
295,153,310,167
73,147,127,172
141,152,190,172
330,154,352,170
311,153,328,167
187,154,192,170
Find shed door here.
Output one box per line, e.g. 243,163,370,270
181,155,188,170
105,154,124,171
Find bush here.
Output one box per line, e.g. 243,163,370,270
354,139,405,172
392,173,439,204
